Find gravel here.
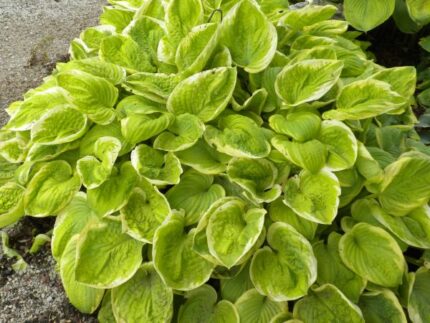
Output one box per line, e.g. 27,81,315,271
0,0,105,321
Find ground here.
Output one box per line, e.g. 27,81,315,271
0,0,104,321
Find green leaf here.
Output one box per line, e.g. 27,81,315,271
250,222,317,301
124,73,181,103
205,114,271,158
220,0,277,73
344,0,395,32
406,0,430,25
154,114,205,151
176,23,219,74
0,182,25,229
283,170,341,224
268,198,318,241
100,35,156,72
323,80,407,120
60,236,105,313
227,158,281,203
372,205,430,249
166,169,225,225
339,223,405,287
5,87,72,131
111,262,173,323
278,5,338,30
275,59,343,106
165,0,203,48
203,197,266,268
52,192,99,260
220,263,255,303
271,136,328,173
75,217,144,288
178,285,239,323
408,267,430,323
235,289,287,323
293,284,364,323
98,291,116,323
56,58,126,85
131,144,182,185
167,67,237,122
121,178,170,243
377,152,430,216
77,136,121,189
153,213,215,290
317,120,358,171
24,161,81,217
175,139,231,175
56,70,118,124
100,7,134,32
87,162,138,216
313,232,366,303
269,112,321,142
370,66,416,98
358,289,407,323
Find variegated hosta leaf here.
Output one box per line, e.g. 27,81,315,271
77,136,121,189
27,141,80,163
235,289,287,323
377,152,430,216
154,114,205,151
178,285,239,323
60,236,105,313
227,158,281,203
283,170,341,224
167,67,237,122
100,34,156,73
408,267,430,323
24,160,81,217
121,178,170,243
358,289,407,323
165,0,204,49
175,139,231,175
323,80,407,120
124,72,182,103
371,204,430,249
339,223,405,287
220,263,254,303
120,106,174,146
87,162,138,216
317,120,358,171
406,0,430,25
125,15,165,68
75,216,144,288
268,198,317,241
250,222,317,301
56,58,126,85
275,59,343,106
51,192,99,260
166,169,225,225
131,144,182,185
5,87,72,131
344,0,395,32
153,213,215,290
271,136,328,173
313,232,366,303
293,284,364,323
278,5,338,30
205,114,271,158
56,70,118,124
370,66,416,99
198,197,266,268
0,182,25,228
0,136,27,164
98,291,115,323
176,23,219,74
111,263,173,323
219,0,277,73
269,112,321,142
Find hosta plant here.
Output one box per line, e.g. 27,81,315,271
1,0,430,322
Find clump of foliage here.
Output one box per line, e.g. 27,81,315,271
1,0,430,322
